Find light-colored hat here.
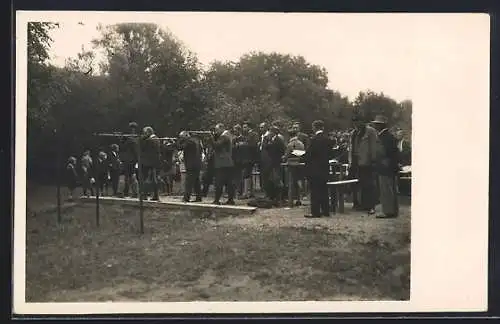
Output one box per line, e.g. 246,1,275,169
371,115,388,124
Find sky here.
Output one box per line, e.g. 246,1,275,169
45,12,488,102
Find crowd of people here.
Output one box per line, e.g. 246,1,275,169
64,115,411,219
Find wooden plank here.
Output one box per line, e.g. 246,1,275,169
327,179,359,185
79,196,257,215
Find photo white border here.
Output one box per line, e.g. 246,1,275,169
14,11,490,315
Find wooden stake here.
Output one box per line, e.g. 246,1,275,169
137,136,144,234
55,129,62,224
95,173,100,227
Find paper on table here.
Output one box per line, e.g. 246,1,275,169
291,150,306,156
401,165,412,173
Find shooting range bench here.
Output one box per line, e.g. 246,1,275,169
327,162,357,213
327,179,359,213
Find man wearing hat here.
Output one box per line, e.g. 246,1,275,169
348,115,379,215
371,115,400,218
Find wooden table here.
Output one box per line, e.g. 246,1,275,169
281,160,305,208
327,162,357,213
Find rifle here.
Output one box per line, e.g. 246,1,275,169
157,137,178,146
93,132,139,138
187,130,213,136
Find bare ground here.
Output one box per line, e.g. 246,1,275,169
25,184,410,302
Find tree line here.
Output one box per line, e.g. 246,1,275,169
26,22,412,183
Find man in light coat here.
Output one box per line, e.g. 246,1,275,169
348,115,379,215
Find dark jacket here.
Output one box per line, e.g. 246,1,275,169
213,131,234,169
65,163,78,187
94,157,109,182
120,136,139,163
301,131,331,180
246,130,260,164
141,134,161,168
232,134,251,166
376,129,400,176
262,134,286,167
181,137,203,171
161,143,176,171
108,150,121,171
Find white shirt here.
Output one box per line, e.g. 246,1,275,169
315,130,324,135
398,139,404,152
260,131,271,150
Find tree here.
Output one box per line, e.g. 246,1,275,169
352,90,400,123
27,22,60,129
92,23,205,135
202,52,352,132
352,91,412,138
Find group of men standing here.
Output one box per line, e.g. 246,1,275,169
66,115,410,220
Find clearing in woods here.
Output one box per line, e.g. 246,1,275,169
25,184,410,302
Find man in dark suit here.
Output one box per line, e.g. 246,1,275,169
242,121,259,198
261,125,286,205
108,143,121,197
212,123,235,205
178,131,203,202
301,120,331,218
121,121,139,198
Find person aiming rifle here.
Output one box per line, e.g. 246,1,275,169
158,137,178,195
140,126,161,201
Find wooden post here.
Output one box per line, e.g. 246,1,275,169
137,136,144,234
329,164,336,214
95,168,100,227
287,164,294,208
338,163,345,213
55,129,62,224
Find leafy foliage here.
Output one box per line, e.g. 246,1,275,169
26,22,412,183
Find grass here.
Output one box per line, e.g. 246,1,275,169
25,184,411,302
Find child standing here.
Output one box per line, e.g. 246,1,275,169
65,156,78,201
81,150,94,197
95,151,110,196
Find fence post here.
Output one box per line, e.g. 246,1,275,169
55,129,62,224
137,136,144,234
95,159,100,227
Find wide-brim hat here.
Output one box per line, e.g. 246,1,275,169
371,115,388,124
